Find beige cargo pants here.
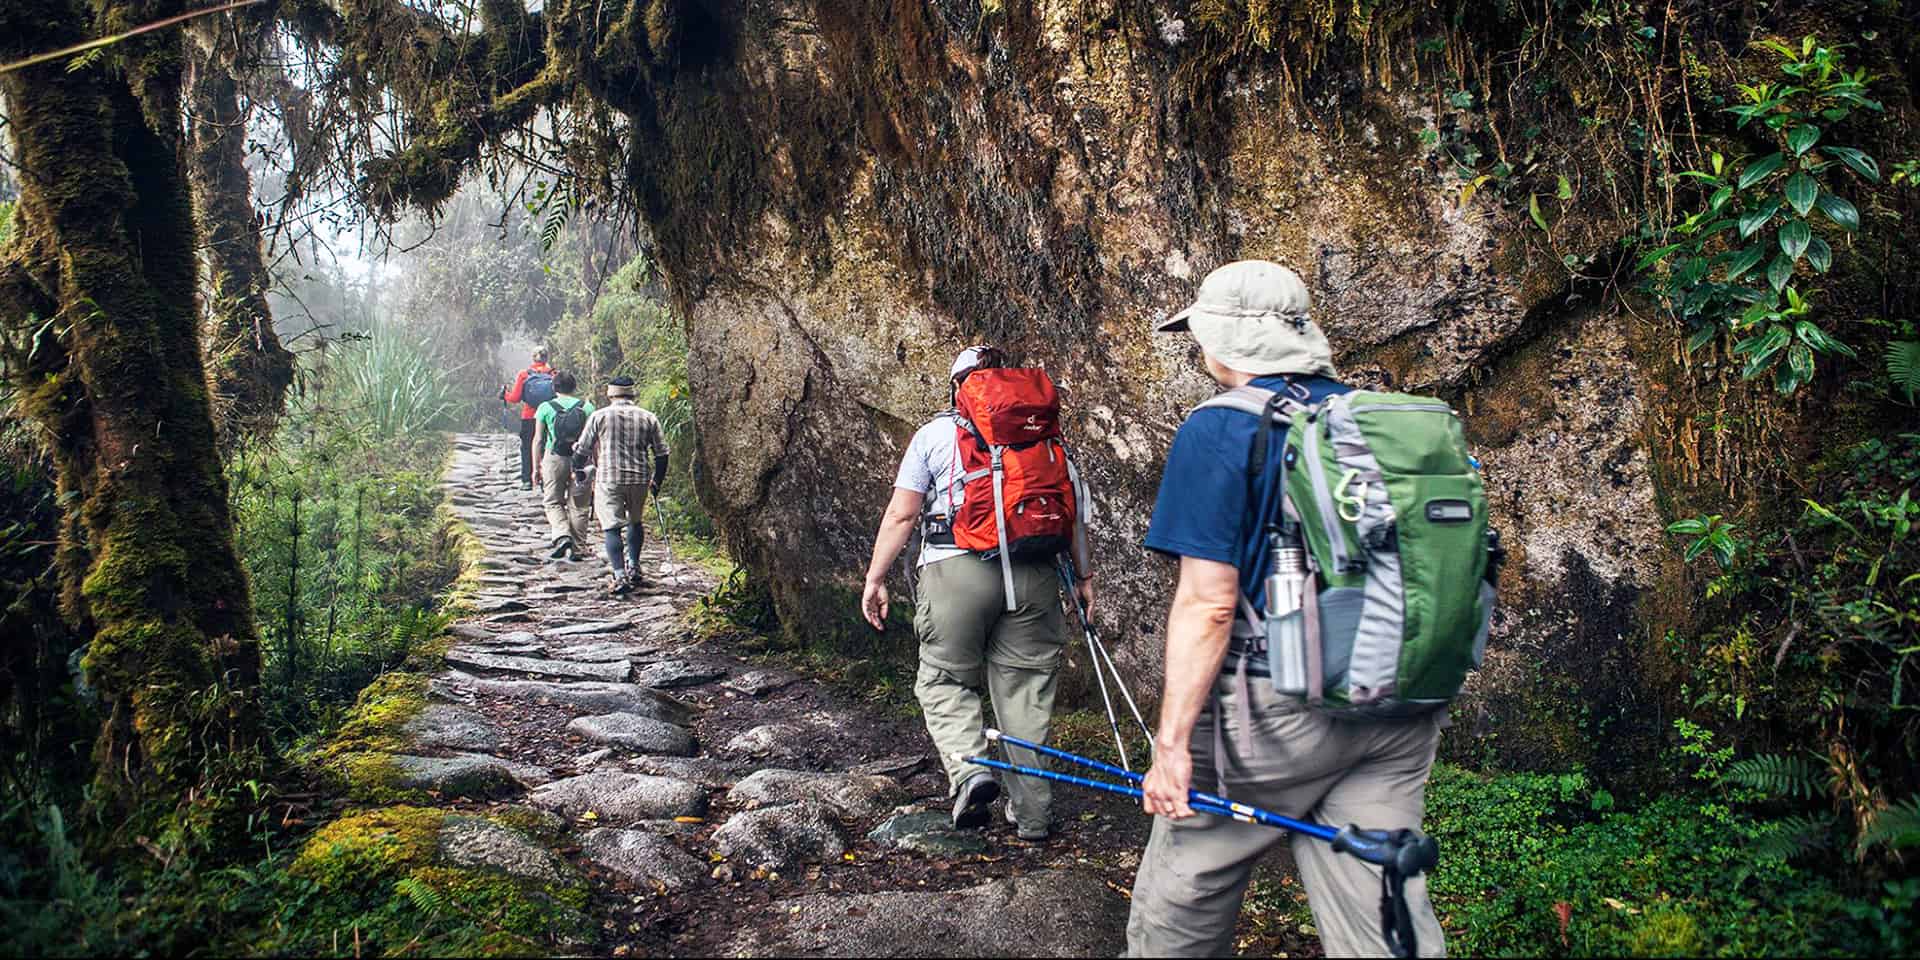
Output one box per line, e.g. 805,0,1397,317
1126,674,1446,958
540,453,594,548
913,554,1065,832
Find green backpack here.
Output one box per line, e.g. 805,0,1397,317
1199,386,1502,717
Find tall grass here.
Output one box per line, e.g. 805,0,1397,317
325,320,464,441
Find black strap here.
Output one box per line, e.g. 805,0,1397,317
1380,862,1418,959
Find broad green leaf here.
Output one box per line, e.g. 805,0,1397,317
1784,173,1818,216
1686,324,1719,354
1784,341,1815,390
1733,323,1790,359
1739,199,1780,238
1667,518,1708,535
1807,236,1833,273
1815,192,1861,231
1737,152,1786,189
1556,175,1573,200
1529,193,1548,231
1794,320,1856,357
1709,186,1733,211
1739,324,1791,378
1684,538,1710,562
1634,243,1683,272
1766,252,1794,291
1737,302,1771,329
1725,244,1767,280
1786,125,1821,155
1820,145,1881,181
1779,219,1811,259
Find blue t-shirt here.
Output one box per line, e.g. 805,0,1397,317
1143,375,1353,609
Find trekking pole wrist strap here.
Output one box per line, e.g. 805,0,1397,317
1330,826,1438,959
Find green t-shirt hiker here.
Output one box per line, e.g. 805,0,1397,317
531,372,596,560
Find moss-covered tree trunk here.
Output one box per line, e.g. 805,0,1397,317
187,10,296,447
0,0,265,840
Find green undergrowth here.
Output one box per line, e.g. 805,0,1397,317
1245,761,1913,957
1,384,481,955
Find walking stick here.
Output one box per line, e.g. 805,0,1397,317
652,490,684,588
957,737,1440,959
1056,560,1155,760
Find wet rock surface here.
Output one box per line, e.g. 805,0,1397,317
869,811,988,858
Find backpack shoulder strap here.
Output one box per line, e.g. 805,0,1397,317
1194,383,1311,478
1193,384,1283,418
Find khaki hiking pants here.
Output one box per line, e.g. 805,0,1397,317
540,453,593,549
1126,675,1446,959
914,555,1065,832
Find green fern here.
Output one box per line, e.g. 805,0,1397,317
1859,795,1920,854
1889,340,1920,401
1726,753,1827,799
1753,813,1833,861
395,875,451,915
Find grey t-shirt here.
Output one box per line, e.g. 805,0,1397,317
894,416,969,567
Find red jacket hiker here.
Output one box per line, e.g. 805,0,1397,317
503,360,554,421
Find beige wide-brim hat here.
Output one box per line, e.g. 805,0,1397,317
1158,260,1336,377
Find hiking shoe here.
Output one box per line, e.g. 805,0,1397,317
548,537,573,560
520,479,533,491
951,774,1000,830
1005,807,1050,842
608,572,633,595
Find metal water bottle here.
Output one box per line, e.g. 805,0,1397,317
1265,522,1311,696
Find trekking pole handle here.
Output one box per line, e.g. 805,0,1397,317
1330,826,1439,875
984,731,1336,840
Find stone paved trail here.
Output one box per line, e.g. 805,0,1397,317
427,434,1140,957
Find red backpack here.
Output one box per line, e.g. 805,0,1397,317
948,368,1087,609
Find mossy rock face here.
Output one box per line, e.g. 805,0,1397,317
286,805,590,955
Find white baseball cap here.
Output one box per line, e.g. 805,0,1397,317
950,345,1004,380
1158,260,1335,377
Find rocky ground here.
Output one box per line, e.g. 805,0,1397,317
386,434,1210,957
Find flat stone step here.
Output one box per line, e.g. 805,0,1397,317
389,752,553,797
529,771,707,824
541,620,631,638
635,659,726,689
728,769,903,820
446,650,631,682
720,870,1128,957
469,679,692,722
580,828,708,891
567,713,696,756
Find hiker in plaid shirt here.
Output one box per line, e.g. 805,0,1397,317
573,376,669,593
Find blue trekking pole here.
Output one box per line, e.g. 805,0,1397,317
959,735,1440,959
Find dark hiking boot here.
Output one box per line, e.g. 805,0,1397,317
608,571,633,595
951,773,1000,830
549,537,573,560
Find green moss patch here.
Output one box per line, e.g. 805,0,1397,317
279,805,589,956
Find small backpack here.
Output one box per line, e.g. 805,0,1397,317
1200,385,1501,717
948,368,1089,610
547,398,589,458
521,369,556,408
